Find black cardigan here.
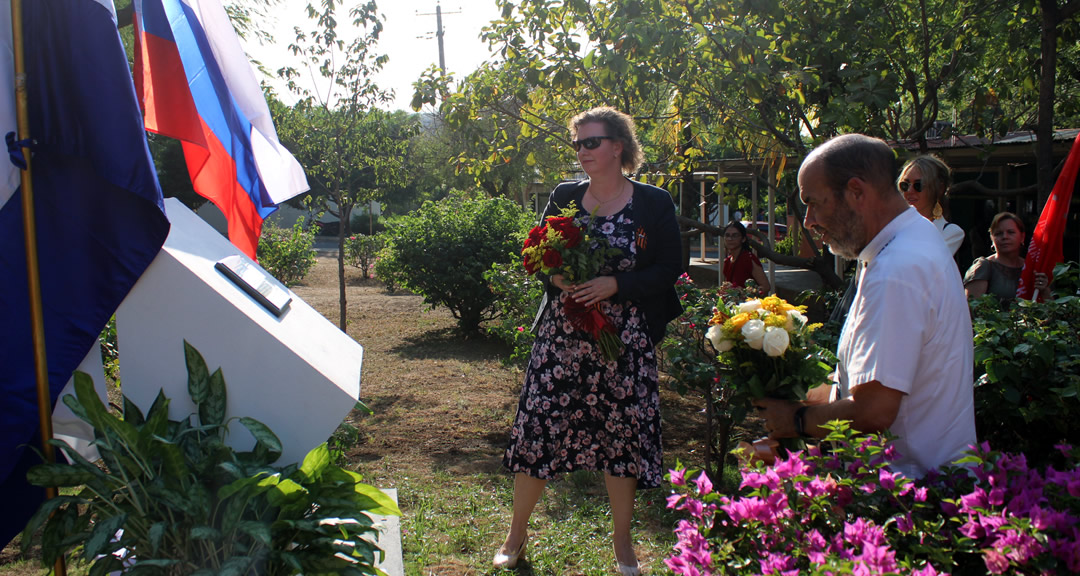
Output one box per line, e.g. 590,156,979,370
530,179,684,344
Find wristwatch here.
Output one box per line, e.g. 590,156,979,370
794,406,810,438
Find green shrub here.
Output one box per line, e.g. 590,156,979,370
24,341,398,576
971,289,1080,469
257,217,317,286
377,190,533,333
350,213,386,236
483,259,542,363
344,233,384,279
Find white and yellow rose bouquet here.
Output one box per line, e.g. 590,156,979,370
705,295,834,406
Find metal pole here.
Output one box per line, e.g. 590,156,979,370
435,4,445,73
11,1,66,573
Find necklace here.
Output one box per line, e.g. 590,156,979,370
587,182,629,206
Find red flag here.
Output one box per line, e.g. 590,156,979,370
1018,131,1080,301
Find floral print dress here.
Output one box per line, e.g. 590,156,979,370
503,199,663,489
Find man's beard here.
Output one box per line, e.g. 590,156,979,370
822,200,865,260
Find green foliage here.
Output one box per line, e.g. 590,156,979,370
23,341,399,576
660,276,767,480
971,288,1080,469
483,259,542,364
256,217,317,287
344,233,384,280
377,190,534,333
99,315,119,384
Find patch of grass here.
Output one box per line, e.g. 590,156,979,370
379,465,678,576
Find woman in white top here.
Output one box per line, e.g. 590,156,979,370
897,155,964,255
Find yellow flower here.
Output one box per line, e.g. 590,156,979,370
764,314,788,329
709,309,729,326
761,295,785,314
726,312,752,332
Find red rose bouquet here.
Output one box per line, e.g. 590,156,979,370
522,202,623,361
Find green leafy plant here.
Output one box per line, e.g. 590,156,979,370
483,259,542,364
344,234,384,280
376,190,533,333
971,290,1080,469
99,315,119,384
23,341,399,576
257,217,317,287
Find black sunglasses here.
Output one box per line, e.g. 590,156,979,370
898,179,923,193
571,136,615,151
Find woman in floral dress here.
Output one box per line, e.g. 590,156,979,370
495,107,683,575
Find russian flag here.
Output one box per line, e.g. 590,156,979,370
0,0,170,547
132,0,308,260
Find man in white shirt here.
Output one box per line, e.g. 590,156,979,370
756,134,976,478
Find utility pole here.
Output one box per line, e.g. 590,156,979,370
417,2,461,74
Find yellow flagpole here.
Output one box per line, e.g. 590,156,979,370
11,0,67,574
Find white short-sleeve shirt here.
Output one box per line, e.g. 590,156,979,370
837,207,976,478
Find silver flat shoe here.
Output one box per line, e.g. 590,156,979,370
493,534,528,569
616,561,641,576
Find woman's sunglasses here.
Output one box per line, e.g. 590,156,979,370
898,179,923,193
571,136,615,151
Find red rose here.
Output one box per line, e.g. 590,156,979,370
525,225,546,248
523,255,539,275
542,248,563,269
547,216,582,248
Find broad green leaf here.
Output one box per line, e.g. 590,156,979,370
237,520,272,546
149,521,166,555
184,340,210,404
239,417,283,454
351,483,402,516
123,395,146,426
189,525,222,541
88,556,123,576
84,514,127,560
20,496,83,554
267,478,306,507
300,443,332,480
26,463,99,487
199,368,228,427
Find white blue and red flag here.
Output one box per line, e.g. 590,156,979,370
1018,131,1080,301
133,0,308,259
0,0,170,547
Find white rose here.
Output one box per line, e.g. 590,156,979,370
706,325,734,353
738,299,762,315
785,310,807,331
741,319,766,350
763,326,791,357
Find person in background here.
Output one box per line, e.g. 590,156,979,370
755,133,976,479
897,154,964,256
496,107,682,576
964,212,1050,305
722,220,771,293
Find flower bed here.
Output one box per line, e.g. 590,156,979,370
666,422,1080,575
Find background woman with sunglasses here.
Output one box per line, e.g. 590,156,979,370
496,107,682,575
897,155,965,255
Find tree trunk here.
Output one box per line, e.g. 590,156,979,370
337,202,353,331
1037,0,1060,208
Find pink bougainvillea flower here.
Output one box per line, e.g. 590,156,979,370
669,468,687,486
982,548,1010,574
695,471,714,496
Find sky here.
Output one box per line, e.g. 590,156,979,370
241,0,504,112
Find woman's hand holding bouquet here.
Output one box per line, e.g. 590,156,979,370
522,202,623,360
